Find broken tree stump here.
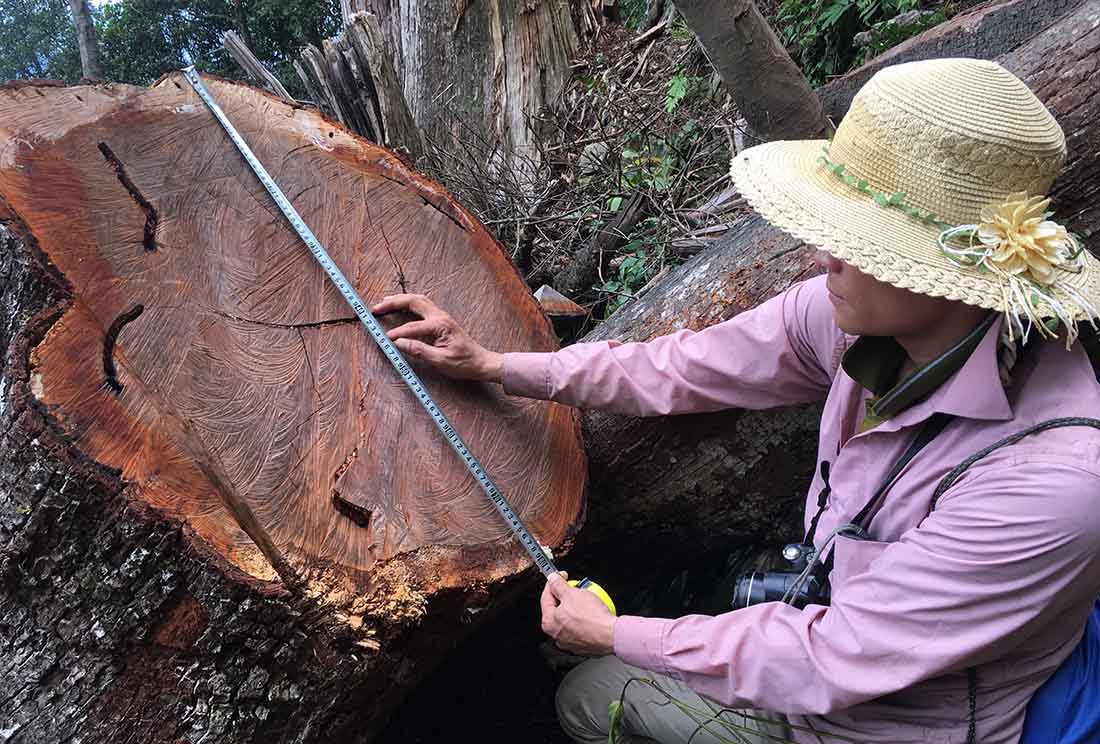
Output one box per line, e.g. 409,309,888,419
568,0,1100,589
295,12,424,160
0,73,585,742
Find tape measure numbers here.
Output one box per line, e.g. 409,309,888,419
180,63,614,615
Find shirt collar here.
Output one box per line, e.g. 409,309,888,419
842,313,1014,429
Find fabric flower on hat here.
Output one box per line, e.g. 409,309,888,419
977,192,1069,285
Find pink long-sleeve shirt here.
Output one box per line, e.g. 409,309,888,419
504,275,1100,743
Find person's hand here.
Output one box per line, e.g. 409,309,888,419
540,572,616,656
371,294,504,382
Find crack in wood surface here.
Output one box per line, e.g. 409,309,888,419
210,309,359,330
96,142,159,252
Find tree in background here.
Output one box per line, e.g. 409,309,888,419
0,0,341,95
0,0,83,81
67,0,103,77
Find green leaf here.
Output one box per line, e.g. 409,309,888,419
820,0,854,27
857,178,869,190
608,196,623,212
873,192,889,207
888,191,906,206
829,163,846,176
665,73,689,113
608,700,624,744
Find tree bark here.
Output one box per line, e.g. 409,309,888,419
67,0,104,80
295,13,425,160
816,0,1087,121
0,74,585,742
568,0,1100,588
345,0,587,171
673,0,829,143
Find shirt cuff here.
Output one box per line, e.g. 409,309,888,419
501,352,552,400
613,615,679,679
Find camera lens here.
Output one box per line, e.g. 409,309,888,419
731,571,768,609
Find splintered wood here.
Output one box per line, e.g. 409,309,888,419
0,74,585,597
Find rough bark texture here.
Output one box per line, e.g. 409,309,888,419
674,0,829,142
569,0,1100,587
817,0,1086,121
67,0,104,80
346,0,588,169
0,74,585,742
294,13,425,160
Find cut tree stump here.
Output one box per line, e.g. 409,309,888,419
0,74,585,743
568,0,1100,589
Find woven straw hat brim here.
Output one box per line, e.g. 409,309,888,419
730,139,1100,320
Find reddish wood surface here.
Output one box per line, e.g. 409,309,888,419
0,73,586,603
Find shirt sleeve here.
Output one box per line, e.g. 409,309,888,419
501,274,843,416
612,452,1100,715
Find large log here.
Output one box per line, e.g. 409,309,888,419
568,0,1100,589
0,75,585,742
817,0,1085,120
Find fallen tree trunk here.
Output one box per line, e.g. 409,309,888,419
0,75,585,742
569,0,1100,589
817,0,1086,120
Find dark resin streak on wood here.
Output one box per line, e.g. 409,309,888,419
96,142,159,252
332,491,373,529
101,304,144,394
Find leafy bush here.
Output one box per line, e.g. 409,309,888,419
853,5,952,67
619,0,649,28
598,243,650,315
776,0,922,85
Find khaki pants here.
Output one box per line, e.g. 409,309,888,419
556,655,790,744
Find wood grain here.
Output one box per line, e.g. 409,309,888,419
0,74,585,597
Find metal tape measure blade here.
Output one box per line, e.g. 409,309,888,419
181,67,558,579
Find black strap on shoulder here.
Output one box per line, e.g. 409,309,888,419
926,416,1100,744
852,411,954,533
815,412,953,580
929,416,1100,512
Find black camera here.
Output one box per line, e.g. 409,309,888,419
731,542,831,610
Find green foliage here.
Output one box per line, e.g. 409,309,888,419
598,242,650,315
853,5,952,67
608,699,625,744
775,0,923,85
0,0,82,82
0,0,342,95
618,0,648,28
665,72,689,113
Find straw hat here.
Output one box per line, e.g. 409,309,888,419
729,58,1100,346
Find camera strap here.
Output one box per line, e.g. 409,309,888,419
804,411,953,548
852,411,954,533
812,412,953,585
